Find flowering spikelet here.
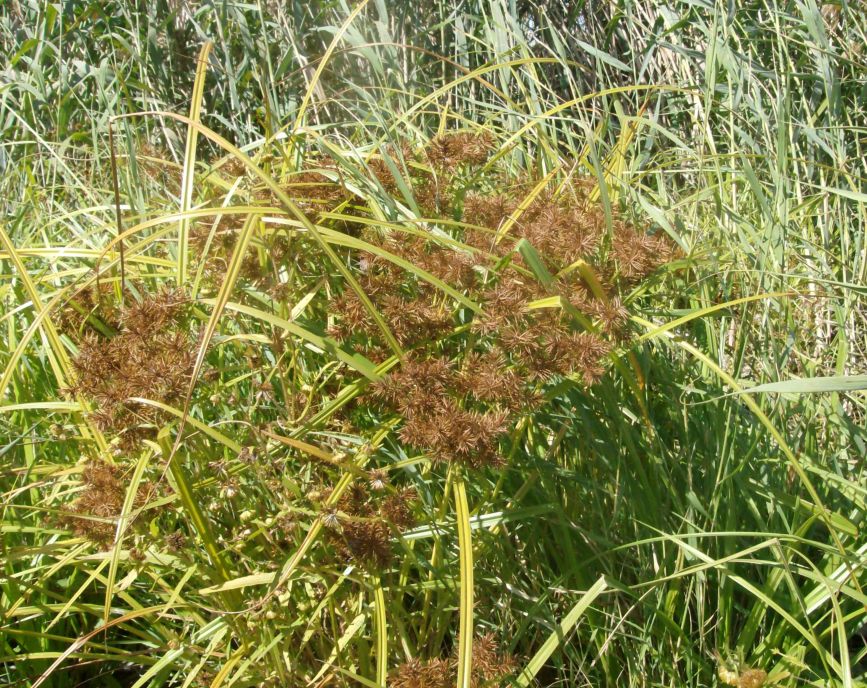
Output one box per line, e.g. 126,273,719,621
320,507,341,531
496,319,538,359
218,155,247,179
368,468,389,491
422,247,477,289
468,632,518,687
522,325,612,384
565,285,630,333
442,406,509,468
372,357,458,413
188,222,236,284
391,634,516,688
340,517,392,567
121,287,186,337
368,142,416,196
611,225,679,283
59,461,151,549
474,278,539,335
338,482,370,514
368,158,401,195
462,193,518,239
381,294,454,346
164,530,187,553
380,487,417,528
324,157,680,474
426,132,495,170
718,664,767,688
69,289,195,449
328,288,376,340
391,657,452,688
389,236,478,288
517,196,604,267
413,176,447,215
458,351,529,410
398,400,509,469
323,483,418,568
58,280,121,338
737,669,768,688
329,247,462,346
398,411,444,452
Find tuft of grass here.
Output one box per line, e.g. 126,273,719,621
1,1,865,687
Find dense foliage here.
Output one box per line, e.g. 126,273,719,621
1,1,865,687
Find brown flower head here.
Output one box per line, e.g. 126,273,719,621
462,193,518,240
68,288,197,448
121,287,187,338
59,461,151,549
381,294,454,347
467,632,518,687
458,351,530,410
391,634,517,688
372,356,458,413
58,280,121,338
391,657,452,688
398,400,508,469
426,132,495,170
611,225,679,283
368,468,389,491
380,487,418,528
338,518,392,568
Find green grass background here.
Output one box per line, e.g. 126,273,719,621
1,1,865,686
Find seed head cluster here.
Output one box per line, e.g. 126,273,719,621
58,280,121,337
317,481,417,569
324,132,679,469
391,633,517,688
42,131,682,679
192,161,362,297
68,288,195,449
58,461,151,549
369,133,494,215
425,131,495,170
371,357,511,469
391,657,452,688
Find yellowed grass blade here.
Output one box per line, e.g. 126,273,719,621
374,582,388,687
454,476,473,688
177,41,213,287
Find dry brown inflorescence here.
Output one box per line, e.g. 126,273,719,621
190,161,359,297
67,287,195,451
391,633,517,688
58,460,153,549
316,481,418,569
327,132,680,470
61,132,677,559
57,280,122,337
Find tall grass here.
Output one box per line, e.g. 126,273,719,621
1,1,865,687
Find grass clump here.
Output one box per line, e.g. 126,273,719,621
1,1,865,687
